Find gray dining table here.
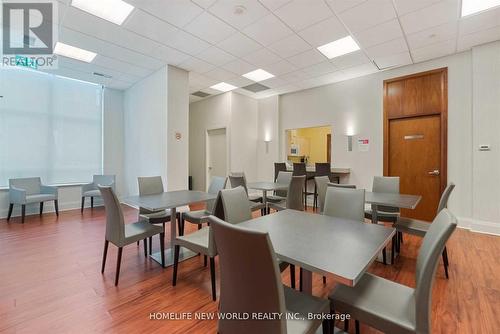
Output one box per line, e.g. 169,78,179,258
123,190,217,267
238,209,395,293
247,181,288,208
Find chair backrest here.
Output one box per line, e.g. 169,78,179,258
274,162,287,182
286,175,305,210
206,176,227,213
327,182,356,189
292,162,306,176
213,186,253,224
275,171,292,197
372,176,400,213
209,215,287,334
9,177,41,195
228,174,248,193
437,183,455,213
98,186,125,245
314,176,330,212
315,163,331,177
93,175,116,189
323,187,365,222
414,209,457,333
137,176,164,196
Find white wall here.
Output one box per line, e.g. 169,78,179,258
257,96,280,182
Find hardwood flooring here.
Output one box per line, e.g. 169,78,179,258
1,205,499,333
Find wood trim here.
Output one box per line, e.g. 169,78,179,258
383,68,448,193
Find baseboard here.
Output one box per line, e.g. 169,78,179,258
0,200,104,219
456,216,500,236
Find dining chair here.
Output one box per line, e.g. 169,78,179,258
329,209,457,334
314,176,331,213
394,183,456,278
99,186,164,286
268,175,305,212
267,171,293,207
292,163,314,209
323,187,365,222
314,163,332,209
208,215,334,334
81,175,115,212
7,177,58,223
228,173,266,214
274,162,287,182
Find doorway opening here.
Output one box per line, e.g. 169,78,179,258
206,128,227,191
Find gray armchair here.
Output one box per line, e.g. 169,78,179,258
81,175,116,212
7,177,58,223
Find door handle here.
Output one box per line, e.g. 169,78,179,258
208,167,212,170
428,169,440,176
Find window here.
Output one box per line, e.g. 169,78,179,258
0,68,103,186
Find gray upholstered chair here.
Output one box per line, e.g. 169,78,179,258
293,162,314,209
7,177,58,223
323,187,365,222
269,175,305,212
99,186,164,286
313,163,332,209
329,209,457,334
81,175,116,212
394,183,456,278
208,215,335,334
228,173,266,214
267,171,293,205
274,162,287,182
314,176,331,213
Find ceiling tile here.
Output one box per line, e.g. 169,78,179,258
365,38,408,58
267,34,311,58
163,30,211,56
301,61,337,77
326,0,368,13
221,59,256,75
178,57,216,73
217,32,262,57
93,55,153,78
329,50,370,69
411,39,456,63
243,48,282,67
373,51,412,69
127,0,204,28
196,46,236,66
399,0,459,35
339,0,396,32
124,9,179,46
225,76,254,87
262,59,297,76
154,45,190,65
208,0,269,29
191,0,217,9
279,71,304,83
393,0,441,16
184,12,237,44
242,14,294,46
298,16,348,47
261,76,287,88
457,25,500,51
287,49,326,68
189,71,218,86
274,0,333,31
204,67,236,81
407,21,458,50
354,19,404,48
259,0,292,11
459,7,500,36
340,62,379,80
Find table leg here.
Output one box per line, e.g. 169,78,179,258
301,268,313,294
262,190,268,215
371,204,394,265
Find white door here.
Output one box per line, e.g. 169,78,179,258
207,128,227,188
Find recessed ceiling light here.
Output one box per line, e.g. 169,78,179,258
54,42,97,62
210,82,237,92
317,36,360,59
461,0,500,16
71,0,134,25
242,69,275,82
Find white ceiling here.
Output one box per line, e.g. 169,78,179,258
41,0,500,102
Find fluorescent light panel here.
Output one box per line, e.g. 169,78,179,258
210,82,237,92
317,36,360,59
71,0,134,25
461,0,500,16
242,69,274,82
54,42,97,62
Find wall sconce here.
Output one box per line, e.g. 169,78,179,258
264,137,271,154
346,126,355,152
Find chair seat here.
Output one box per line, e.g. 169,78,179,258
183,209,211,224
267,194,287,203
268,202,286,211
249,194,263,202
284,286,330,334
329,273,416,334
364,209,399,223
250,201,266,211
123,221,164,245
394,217,430,237
25,194,56,203
140,205,190,222
82,189,100,197
175,226,215,257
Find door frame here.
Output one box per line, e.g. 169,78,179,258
383,67,448,193
205,126,229,191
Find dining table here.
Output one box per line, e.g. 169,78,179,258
123,190,217,267
238,209,395,294
247,181,288,209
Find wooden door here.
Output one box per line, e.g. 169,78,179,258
326,134,331,163
389,116,441,221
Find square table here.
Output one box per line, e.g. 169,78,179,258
247,181,288,208
123,190,217,267
238,209,395,293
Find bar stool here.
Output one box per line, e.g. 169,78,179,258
274,162,287,182
292,163,314,209
313,162,331,210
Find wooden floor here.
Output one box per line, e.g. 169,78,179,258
1,204,499,334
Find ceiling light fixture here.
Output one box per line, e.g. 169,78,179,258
461,0,500,16
242,69,275,82
210,82,237,92
54,42,97,62
317,36,360,59
71,0,134,25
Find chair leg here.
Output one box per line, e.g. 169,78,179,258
290,264,295,289
210,257,216,301
178,215,184,236
54,200,59,216
39,202,44,215
172,245,180,286
399,231,403,244
149,236,153,255
299,267,303,292
143,239,148,258
159,233,165,267
7,203,13,221
355,319,360,334
391,235,396,264
382,247,387,265
442,247,449,279
101,240,109,273
323,276,327,284
91,196,94,209
204,255,207,267
81,197,85,213
322,318,329,334
344,319,349,331
198,224,202,230
21,204,26,224
114,247,123,286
